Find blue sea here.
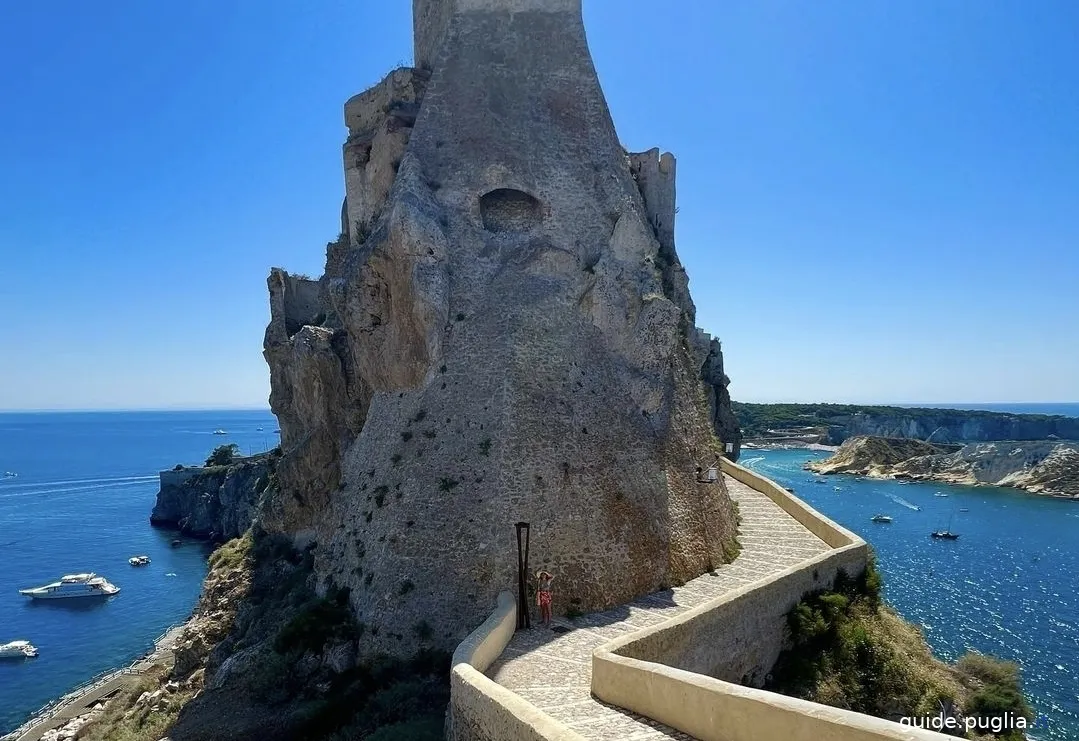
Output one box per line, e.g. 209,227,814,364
0,410,278,734
1,405,1076,736
743,443,1079,740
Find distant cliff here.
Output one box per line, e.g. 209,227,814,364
735,402,1079,445
150,451,279,542
808,435,1079,499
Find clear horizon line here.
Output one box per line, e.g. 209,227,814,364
2,400,1076,414
0,405,274,414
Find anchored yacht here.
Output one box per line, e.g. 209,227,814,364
19,573,120,600
0,640,38,659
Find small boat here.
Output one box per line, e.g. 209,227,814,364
256,427,264,432
19,573,120,600
171,539,183,548
959,508,969,512
0,640,38,659
833,486,842,491
212,429,227,435
871,515,893,524
931,509,959,540
784,487,795,493
934,492,948,498
128,555,151,566
2,471,16,478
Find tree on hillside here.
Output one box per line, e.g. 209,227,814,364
206,443,240,467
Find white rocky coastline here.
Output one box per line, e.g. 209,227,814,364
808,436,1079,499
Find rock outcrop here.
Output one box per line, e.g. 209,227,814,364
806,437,956,477
735,402,1079,445
261,0,741,657
809,435,1079,498
150,454,277,542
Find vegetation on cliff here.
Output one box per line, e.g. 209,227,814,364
734,402,1079,443
79,525,449,741
766,557,1032,739
810,435,1079,498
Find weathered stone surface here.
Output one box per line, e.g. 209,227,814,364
809,435,1079,498
262,0,743,657
150,455,273,542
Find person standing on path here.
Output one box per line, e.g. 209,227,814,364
536,570,554,627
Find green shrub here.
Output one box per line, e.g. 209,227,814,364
438,478,458,492
206,443,239,467
958,652,1033,735
273,589,359,656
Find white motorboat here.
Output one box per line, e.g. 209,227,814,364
19,573,120,599
129,555,151,566
0,640,38,659
212,429,227,435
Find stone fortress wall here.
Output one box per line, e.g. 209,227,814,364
264,0,746,658
447,460,955,741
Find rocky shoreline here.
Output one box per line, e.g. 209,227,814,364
808,435,1079,499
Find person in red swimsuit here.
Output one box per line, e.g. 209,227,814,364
536,570,554,627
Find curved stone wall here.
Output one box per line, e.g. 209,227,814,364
590,459,956,741
448,591,584,741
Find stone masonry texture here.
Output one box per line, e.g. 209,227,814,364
485,474,831,739
262,0,744,657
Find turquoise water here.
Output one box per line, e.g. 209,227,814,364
743,449,1079,740
0,410,278,734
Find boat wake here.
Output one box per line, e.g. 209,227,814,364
0,475,158,500
887,494,922,511
739,456,765,469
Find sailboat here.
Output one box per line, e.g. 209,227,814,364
931,506,959,540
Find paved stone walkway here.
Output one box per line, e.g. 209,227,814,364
9,625,187,741
486,474,831,740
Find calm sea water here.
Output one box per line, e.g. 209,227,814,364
742,446,1079,740
1,405,1075,735
0,410,278,734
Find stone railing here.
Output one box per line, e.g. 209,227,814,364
447,591,585,741
590,458,956,741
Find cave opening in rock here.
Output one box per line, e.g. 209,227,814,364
479,188,543,233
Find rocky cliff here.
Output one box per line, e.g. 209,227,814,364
260,0,742,657
150,453,278,542
806,437,955,477
809,435,1079,498
735,402,1079,445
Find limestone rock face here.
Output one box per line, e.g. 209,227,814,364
809,435,1079,498
150,456,274,542
263,0,741,654
807,436,952,477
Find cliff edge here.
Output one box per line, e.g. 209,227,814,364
260,0,742,657
150,451,279,542
809,435,1079,498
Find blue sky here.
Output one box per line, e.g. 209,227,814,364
1,1,1076,410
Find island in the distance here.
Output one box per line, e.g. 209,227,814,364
735,402,1079,448
807,435,1079,499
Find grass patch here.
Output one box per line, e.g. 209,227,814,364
207,530,253,571
765,556,1029,734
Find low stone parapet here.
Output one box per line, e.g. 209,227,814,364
448,591,585,741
